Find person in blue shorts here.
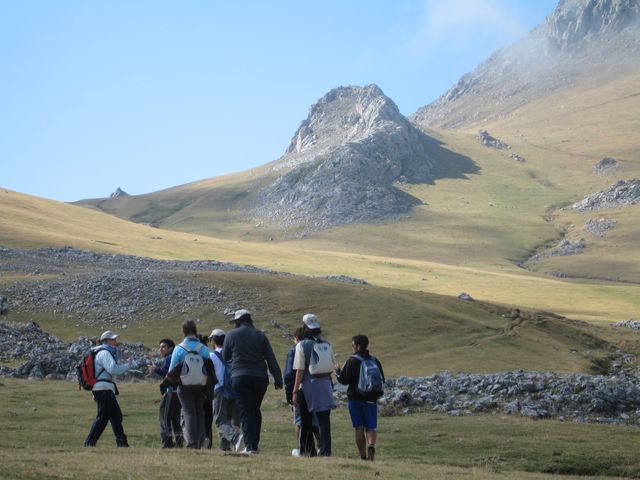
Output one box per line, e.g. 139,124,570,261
335,334,385,461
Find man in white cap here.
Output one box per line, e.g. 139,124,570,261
223,309,283,454
209,328,242,452
84,330,132,447
292,313,336,456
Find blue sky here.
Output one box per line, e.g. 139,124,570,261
1,0,558,202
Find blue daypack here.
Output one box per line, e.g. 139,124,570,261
213,350,235,400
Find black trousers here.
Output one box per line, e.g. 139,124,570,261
232,375,269,452
298,390,331,456
159,389,183,447
84,389,128,446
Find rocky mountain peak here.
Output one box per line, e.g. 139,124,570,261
411,0,640,129
536,0,640,52
285,84,406,158
110,187,129,198
252,85,437,234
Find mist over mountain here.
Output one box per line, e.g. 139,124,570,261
411,0,640,129
251,85,436,232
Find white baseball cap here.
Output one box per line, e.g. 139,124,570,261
302,313,320,329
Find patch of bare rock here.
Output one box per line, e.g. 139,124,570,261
572,179,640,212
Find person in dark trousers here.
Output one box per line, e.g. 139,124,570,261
153,338,183,448
292,314,336,457
197,333,214,449
284,327,319,456
161,319,215,449
335,334,385,461
84,330,132,447
223,309,283,454
209,328,242,452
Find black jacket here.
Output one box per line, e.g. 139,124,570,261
336,350,385,402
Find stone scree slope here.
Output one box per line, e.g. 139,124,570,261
251,85,436,233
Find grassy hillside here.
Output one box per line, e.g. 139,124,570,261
2,188,639,325
3,268,625,376
1,379,640,479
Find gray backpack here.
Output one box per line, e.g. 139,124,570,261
178,342,208,386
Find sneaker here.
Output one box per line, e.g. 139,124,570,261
234,433,244,453
240,448,257,455
367,445,375,461
291,448,301,457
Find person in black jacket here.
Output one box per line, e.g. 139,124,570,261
335,334,385,461
153,338,183,448
223,309,283,454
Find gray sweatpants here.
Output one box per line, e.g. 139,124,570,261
213,388,241,450
177,387,206,449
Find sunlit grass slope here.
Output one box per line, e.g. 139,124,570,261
2,188,639,324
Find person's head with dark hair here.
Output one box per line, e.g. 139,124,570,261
351,334,369,353
182,319,198,337
230,309,253,326
293,326,305,343
209,328,226,347
159,338,175,358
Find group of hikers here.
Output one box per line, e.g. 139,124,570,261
82,310,385,461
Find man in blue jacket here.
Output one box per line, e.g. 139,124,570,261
166,319,212,449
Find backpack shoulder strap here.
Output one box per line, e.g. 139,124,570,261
93,347,115,380
213,350,223,361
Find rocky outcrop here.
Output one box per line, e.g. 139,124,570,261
572,179,640,211
593,157,620,174
584,218,617,236
411,0,640,129
333,363,640,426
478,130,509,149
0,320,154,380
110,187,129,198
614,319,640,330
523,238,586,266
251,85,435,233
0,246,287,326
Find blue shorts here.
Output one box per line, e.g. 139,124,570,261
348,399,378,430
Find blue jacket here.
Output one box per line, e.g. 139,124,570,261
155,352,173,394
169,336,210,371
283,345,296,403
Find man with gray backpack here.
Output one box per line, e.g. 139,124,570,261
335,334,385,461
161,319,216,449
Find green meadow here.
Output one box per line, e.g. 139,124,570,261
1,379,639,480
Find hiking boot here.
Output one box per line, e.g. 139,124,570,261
367,445,375,461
